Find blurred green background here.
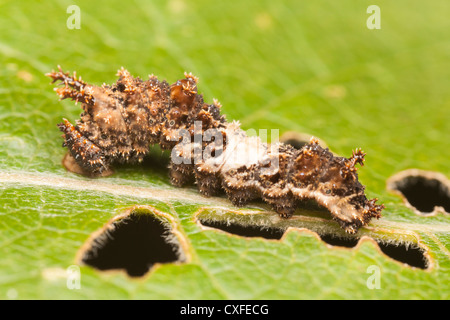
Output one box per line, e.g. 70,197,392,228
0,0,449,299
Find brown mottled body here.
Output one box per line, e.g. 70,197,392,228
47,66,383,233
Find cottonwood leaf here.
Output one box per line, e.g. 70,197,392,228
0,0,449,299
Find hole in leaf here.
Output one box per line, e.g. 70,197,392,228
283,138,309,150
319,234,428,269
377,242,427,269
388,170,450,215
319,234,359,248
199,218,429,269
80,210,186,277
199,219,284,240
280,131,328,150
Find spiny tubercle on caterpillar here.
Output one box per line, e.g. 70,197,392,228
46,66,384,234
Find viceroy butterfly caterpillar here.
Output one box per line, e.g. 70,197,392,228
47,67,383,234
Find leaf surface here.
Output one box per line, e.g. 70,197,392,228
0,0,449,299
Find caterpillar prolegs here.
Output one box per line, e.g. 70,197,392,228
47,66,384,234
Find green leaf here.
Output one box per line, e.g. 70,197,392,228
0,0,449,299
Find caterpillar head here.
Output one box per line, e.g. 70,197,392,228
291,139,384,233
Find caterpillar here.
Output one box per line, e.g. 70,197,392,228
46,66,384,234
